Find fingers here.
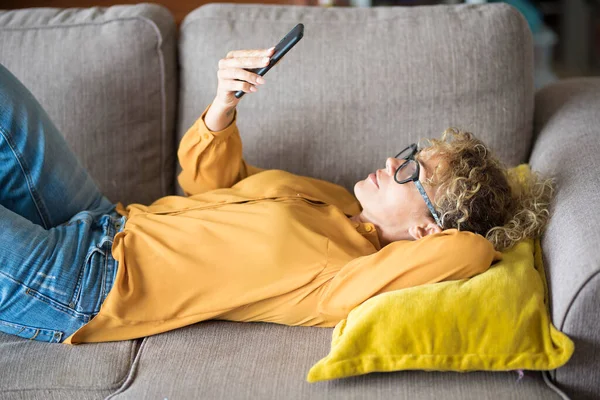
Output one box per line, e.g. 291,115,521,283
219,47,275,69
220,79,258,93
215,48,275,101
225,47,275,59
217,68,266,86
218,56,271,70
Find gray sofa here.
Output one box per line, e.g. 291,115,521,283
0,2,598,399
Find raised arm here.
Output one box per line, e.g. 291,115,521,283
177,47,275,196
317,229,501,321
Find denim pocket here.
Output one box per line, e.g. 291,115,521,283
0,317,63,343
71,243,109,315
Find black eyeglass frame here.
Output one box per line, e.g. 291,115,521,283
393,144,443,228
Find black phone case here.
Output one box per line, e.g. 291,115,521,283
234,23,304,99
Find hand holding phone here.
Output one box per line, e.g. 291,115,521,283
211,24,304,111
212,47,274,110
235,23,304,99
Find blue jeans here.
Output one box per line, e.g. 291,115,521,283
0,64,126,344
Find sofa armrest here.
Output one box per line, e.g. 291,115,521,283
529,77,600,400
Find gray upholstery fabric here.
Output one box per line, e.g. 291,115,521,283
0,4,173,398
178,3,534,195
0,2,590,399
0,392,109,400
106,320,564,400
0,4,177,206
0,330,142,398
529,77,600,400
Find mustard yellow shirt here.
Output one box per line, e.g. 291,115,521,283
63,104,500,345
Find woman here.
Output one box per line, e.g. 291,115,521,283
0,48,552,345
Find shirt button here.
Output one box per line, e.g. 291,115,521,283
365,225,373,232
203,133,210,140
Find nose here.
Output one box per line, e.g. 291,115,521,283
385,157,400,175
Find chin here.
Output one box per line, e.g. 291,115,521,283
353,180,363,197
353,180,368,203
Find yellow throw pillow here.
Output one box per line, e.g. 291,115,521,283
307,166,574,382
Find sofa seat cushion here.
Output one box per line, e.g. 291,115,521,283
0,4,178,206
0,331,140,396
107,320,565,399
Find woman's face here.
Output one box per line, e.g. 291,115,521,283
354,149,442,239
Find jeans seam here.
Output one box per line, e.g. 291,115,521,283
24,287,91,323
0,124,50,229
71,246,106,310
0,317,63,343
100,244,108,311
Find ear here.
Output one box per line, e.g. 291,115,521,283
407,221,442,240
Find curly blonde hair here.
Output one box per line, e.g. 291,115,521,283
417,128,555,252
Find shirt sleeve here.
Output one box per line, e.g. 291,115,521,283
177,103,266,196
317,229,502,320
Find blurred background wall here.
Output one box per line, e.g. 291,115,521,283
2,0,598,87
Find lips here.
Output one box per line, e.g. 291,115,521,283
368,172,379,188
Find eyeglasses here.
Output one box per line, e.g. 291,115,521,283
393,144,443,228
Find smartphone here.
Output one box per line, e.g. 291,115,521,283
235,23,304,99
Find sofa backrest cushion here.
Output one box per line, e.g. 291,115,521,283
0,4,177,206
178,3,533,194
